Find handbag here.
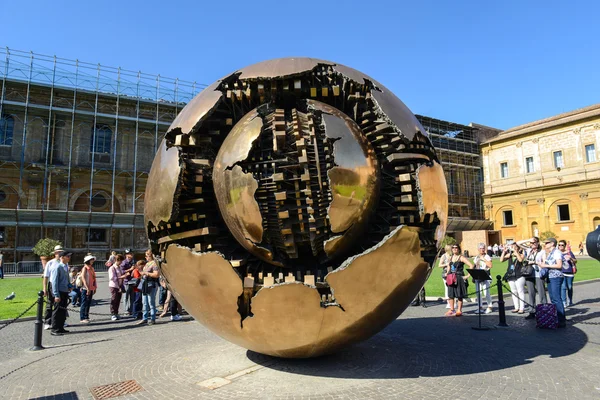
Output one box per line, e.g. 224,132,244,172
572,265,577,274
445,272,457,286
128,277,140,286
521,262,534,277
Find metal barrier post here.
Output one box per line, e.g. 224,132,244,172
30,291,45,351
496,275,508,327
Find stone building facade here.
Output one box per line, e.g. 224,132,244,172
0,49,202,262
481,104,600,246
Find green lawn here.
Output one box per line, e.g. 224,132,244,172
0,277,43,321
1,259,599,320
424,258,600,299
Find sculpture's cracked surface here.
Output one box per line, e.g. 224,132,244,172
145,57,447,358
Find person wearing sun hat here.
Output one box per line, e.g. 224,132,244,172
537,237,566,328
79,254,98,323
42,244,64,329
49,251,72,335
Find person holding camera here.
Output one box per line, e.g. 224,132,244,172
473,243,493,314
537,238,567,328
517,237,547,319
558,239,577,308
501,242,526,313
135,250,160,326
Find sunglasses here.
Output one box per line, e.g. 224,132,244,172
558,244,566,247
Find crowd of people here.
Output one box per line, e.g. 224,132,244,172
485,240,584,258
41,246,183,336
440,237,578,328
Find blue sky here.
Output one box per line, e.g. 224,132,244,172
1,0,598,130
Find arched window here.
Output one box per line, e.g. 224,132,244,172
593,217,600,229
0,115,14,146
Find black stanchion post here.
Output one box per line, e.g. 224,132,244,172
30,290,45,351
496,275,508,327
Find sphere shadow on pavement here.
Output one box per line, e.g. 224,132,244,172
247,314,588,380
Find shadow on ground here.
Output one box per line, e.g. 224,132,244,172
247,314,589,379
30,392,78,400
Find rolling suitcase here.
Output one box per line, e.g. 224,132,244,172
535,303,558,329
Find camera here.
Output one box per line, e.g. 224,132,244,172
586,226,600,262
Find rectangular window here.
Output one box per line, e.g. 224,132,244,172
500,162,508,178
557,204,570,222
553,151,564,168
91,125,112,163
0,115,14,146
525,157,534,173
0,227,5,243
503,210,514,226
585,144,596,163
87,228,107,243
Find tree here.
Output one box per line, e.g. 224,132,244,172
440,235,457,248
32,238,62,258
540,231,557,242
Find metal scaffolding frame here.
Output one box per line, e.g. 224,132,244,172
0,47,206,260
416,115,486,224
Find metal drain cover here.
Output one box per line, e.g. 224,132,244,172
90,380,143,399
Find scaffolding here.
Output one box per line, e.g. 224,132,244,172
0,48,206,261
0,47,491,261
416,115,491,231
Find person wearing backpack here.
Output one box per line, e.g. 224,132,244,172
537,238,566,328
69,265,82,307
80,255,97,323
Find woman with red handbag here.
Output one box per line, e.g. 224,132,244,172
445,244,473,317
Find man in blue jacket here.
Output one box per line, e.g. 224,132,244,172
49,251,72,336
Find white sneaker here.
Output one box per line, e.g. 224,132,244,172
170,314,182,321
445,304,451,309
485,307,493,314
111,315,118,321
43,324,51,330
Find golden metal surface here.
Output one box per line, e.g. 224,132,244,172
237,57,332,80
168,80,222,135
213,110,273,263
145,139,181,228
308,100,379,234
145,57,448,358
416,161,448,247
162,225,427,358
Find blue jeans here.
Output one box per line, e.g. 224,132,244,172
132,291,143,319
561,276,574,305
548,277,566,324
80,289,93,320
142,286,157,322
69,288,81,306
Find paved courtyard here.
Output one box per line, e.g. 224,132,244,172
1,274,599,400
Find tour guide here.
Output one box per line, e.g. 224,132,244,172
49,251,72,336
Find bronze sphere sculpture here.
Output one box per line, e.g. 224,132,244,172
145,58,448,358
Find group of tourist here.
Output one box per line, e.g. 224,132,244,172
440,237,577,328
41,247,182,336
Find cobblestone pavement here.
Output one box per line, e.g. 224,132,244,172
1,274,599,399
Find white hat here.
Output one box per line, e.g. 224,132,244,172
54,245,64,253
84,255,96,263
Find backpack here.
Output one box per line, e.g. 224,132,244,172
75,272,83,288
